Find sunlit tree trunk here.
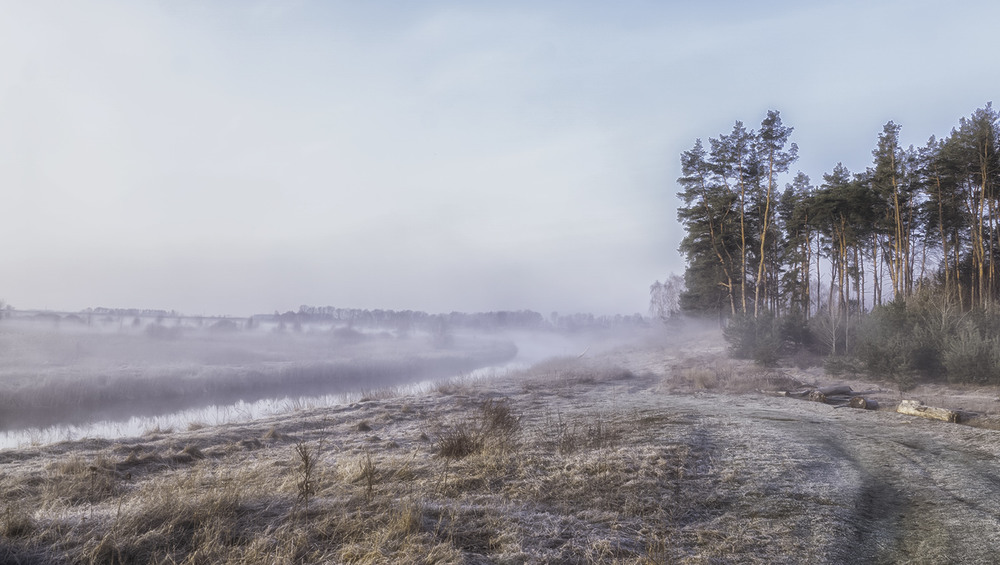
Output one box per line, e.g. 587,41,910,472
804,220,812,318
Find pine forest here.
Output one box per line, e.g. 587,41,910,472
675,104,1000,385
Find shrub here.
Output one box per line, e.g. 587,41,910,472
208,319,240,333
942,326,1000,385
143,324,182,340
778,309,811,348
855,301,911,362
723,312,781,366
436,425,481,459
477,398,520,447
822,356,863,376
852,290,997,386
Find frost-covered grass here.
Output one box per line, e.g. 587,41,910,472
0,347,734,564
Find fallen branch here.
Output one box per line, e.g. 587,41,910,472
779,385,884,406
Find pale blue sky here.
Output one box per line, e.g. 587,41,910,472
1,0,998,316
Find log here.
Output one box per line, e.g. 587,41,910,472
807,390,827,402
848,396,878,410
783,385,853,399
779,386,886,408
896,399,960,423
808,385,854,403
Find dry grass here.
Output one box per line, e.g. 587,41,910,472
435,398,521,459
358,386,404,402
526,356,637,386
431,375,478,396
44,453,122,506
665,358,806,394
0,339,914,564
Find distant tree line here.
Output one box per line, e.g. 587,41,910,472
676,105,1000,384
8,305,648,334
88,307,180,318
288,306,647,332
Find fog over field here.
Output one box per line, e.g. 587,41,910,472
0,308,649,448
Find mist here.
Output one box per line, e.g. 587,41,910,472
0,307,654,448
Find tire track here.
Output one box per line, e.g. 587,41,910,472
657,392,1000,563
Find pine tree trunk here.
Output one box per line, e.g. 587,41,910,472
754,156,775,317
804,226,812,318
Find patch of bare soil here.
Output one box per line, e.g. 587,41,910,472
2,328,1000,563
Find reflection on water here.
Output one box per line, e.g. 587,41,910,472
0,364,521,450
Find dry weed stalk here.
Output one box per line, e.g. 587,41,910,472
294,440,318,509
359,450,378,502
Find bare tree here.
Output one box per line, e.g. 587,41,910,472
649,274,685,321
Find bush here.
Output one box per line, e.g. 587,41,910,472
778,310,811,348
853,290,1000,386
723,313,782,366
854,301,915,378
822,355,863,376
144,324,182,340
942,326,1000,385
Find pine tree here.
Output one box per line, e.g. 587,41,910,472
710,122,760,314
753,111,798,316
949,104,1000,306
778,172,815,317
676,139,740,316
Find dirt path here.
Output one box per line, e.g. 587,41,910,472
593,340,1000,563
647,392,1000,562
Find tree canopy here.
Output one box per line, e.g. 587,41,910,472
676,104,1000,320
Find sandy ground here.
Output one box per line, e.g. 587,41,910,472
2,330,1000,563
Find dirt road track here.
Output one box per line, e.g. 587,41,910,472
574,336,1000,563
613,383,1000,563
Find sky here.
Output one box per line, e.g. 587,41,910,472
1,0,999,317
